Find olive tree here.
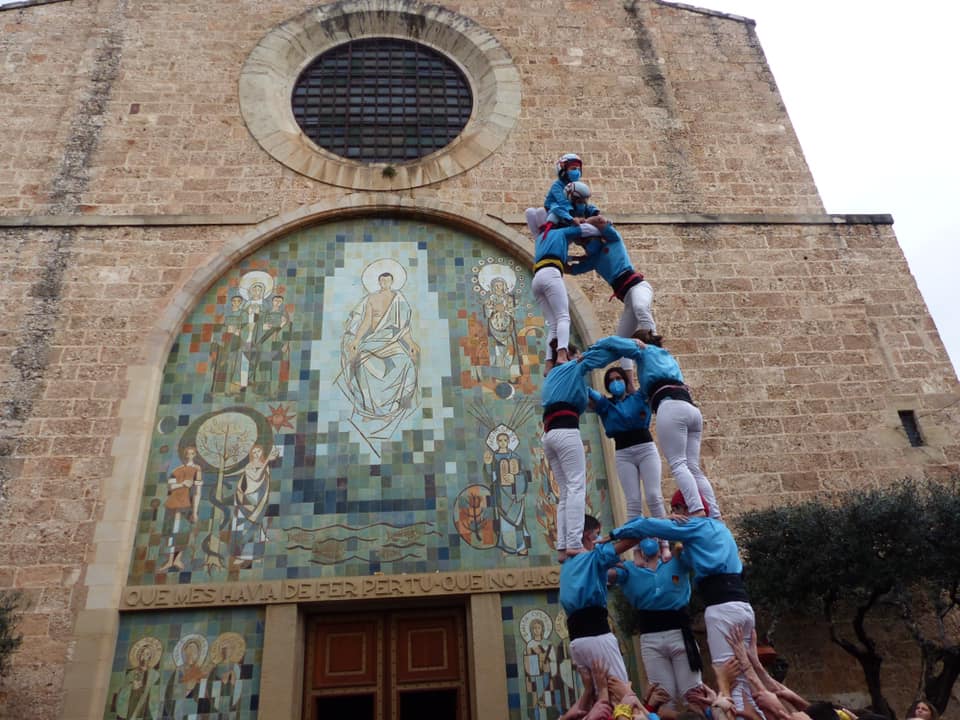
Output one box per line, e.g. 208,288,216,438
737,479,960,718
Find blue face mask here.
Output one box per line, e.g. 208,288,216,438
608,380,626,397
566,168,582,182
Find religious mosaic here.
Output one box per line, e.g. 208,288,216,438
103,607,264,720
128,218,614,586
501,591,639,720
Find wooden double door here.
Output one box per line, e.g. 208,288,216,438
305,606,469,720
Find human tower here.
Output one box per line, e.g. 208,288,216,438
528,155,764,720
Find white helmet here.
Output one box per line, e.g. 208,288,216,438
556,152,582,178
564,181,591,204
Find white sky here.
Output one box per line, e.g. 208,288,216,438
2,1,956,374
690,0,960,375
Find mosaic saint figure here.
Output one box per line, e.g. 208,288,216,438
552,610,581,712
113,638,162,720
240,280,268,390
521,611,558,718
253,293,292,396
162,633,207,720
199,633,245,717
226,443,278,569
158,445,203,572
483,425,531,556
338,260,421,440
480,269,520,370
211,294,247,394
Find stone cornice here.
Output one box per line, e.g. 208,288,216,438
0,212,896,228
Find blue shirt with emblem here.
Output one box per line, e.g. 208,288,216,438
610,516,742,583
614,557,692,612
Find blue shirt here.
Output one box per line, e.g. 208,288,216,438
541,336,645,412
636,345,684,400
567,224,634,285
544,179,574,224
588,388,653,435
534,224,582,264
615,557,692,612
559,541,622,614
610,517,742,583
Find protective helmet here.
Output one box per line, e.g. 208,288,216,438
639,538,661,558
564,181,591,204
556,152,583,178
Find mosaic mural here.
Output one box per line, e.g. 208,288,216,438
128,218,615,585
501,591,639,720
103,607,264,719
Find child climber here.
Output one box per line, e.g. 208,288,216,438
533,183,602,369
526,153,600,240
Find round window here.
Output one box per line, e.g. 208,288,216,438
239,0,521,189
292,38,473,163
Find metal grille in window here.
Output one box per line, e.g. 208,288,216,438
292,38,473,163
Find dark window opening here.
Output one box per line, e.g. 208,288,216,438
292,38,473,163
898,410,925,447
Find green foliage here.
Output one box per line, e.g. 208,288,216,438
738,479,960,621
0,591,22,678
737,478,960,715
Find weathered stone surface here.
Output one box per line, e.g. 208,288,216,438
0,1,957,718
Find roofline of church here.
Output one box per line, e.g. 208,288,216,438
648,0,756,26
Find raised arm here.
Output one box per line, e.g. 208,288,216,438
588,388,611,415
579,336,645,373
610,516,699,543
567,240,602,275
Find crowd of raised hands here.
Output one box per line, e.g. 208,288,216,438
556,625,919,720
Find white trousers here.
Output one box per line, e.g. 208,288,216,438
640,628,702,705
617,280,655,372
705,601,756,712
532,266,570,351
655,398,720,518
570,633,629,684
543,428,586,550
614,441,664,520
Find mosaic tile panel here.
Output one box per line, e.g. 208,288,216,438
128,218,616,586
500,591,639,720
102,607,264,720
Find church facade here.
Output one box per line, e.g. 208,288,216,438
0,1,957,718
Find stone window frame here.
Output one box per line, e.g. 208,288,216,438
239,0,521,191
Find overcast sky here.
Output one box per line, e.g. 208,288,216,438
2,1,957,374
690,0,960,375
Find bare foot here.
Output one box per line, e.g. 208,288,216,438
565,548,588,559
556,348,570,365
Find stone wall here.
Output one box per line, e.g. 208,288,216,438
0,0,957,717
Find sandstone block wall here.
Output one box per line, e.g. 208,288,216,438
0,0,956,717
